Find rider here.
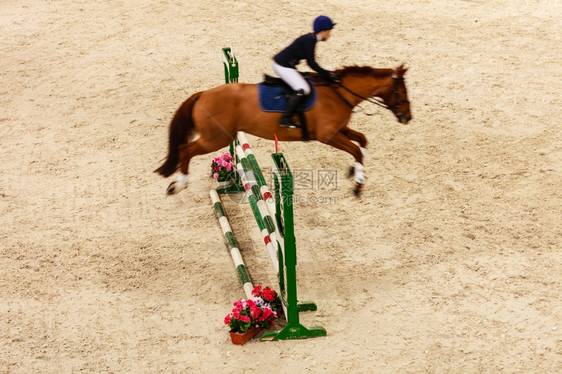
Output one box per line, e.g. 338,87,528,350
272,15,339,128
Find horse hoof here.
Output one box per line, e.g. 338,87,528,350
166,181,178,195
166,174,188,195
353,183,363,197
347,166,354,179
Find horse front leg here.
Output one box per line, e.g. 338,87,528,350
341,128,368,184
320,131,365,196
341,127,368,148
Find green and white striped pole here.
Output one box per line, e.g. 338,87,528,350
234,144,279,274
210,189,253,299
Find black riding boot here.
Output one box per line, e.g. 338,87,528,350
279,89,305,128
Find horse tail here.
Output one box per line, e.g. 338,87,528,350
154,92,202,177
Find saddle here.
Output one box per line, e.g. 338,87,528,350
262,74,288,87
257,75,317,141
258,74,317,113
261,73,312,87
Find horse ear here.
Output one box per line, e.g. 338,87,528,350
395,64,408,77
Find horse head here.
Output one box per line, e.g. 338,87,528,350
333,65,412,125
385,64,412,124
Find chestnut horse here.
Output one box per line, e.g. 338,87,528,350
155,64,411,196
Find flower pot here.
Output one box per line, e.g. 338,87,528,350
229,326,262,345
276,305,284,318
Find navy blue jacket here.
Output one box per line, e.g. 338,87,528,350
273,33,331,77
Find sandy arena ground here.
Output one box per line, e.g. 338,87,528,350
1,0,561,372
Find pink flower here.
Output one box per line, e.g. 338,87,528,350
263,307,273,318
250,306,261,319
208,152,236,180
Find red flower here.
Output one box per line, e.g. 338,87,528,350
262,288,276,302
225,285,280,333
252,285,263,297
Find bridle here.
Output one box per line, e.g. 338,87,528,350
328,75,409,117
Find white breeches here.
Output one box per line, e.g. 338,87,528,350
272,62,311,95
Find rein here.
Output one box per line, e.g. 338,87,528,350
323,75,408,117
333,81,389,110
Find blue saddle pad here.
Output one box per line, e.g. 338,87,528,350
258,81,317,113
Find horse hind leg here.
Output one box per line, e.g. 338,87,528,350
165,140,206,195
165,137,232,195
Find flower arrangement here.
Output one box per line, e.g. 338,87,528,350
207,152,235,182
224,286,281,333
252,285,281,312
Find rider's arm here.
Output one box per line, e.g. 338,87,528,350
304,36,330,77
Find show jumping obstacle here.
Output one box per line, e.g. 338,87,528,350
210,47,326,341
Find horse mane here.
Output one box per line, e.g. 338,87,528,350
334,65,394,78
